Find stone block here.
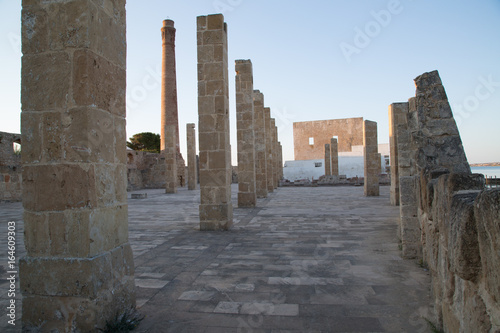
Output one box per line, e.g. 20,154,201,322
73,49,126,116
20,112,42,164
199,204,233,230
21,6,49,55
475,189,500,303
23,211,50,256
448,191,481,282
21,52,71,111
22,164,97,212
63,108,115,163
20,244,135,332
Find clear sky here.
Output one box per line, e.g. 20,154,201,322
1,0,499,164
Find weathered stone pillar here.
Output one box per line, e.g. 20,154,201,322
235,59,256,207
363,120,379,196
274,126,280,188
271,119,278,189
388,103,408,206
187,123,197,190
330,138,339,176
396,104,419,258
324,143,332,176
197,14,233,230
20,1,135,331
253,90,268,198
278,142,283,184
161,19,179,193
264,107,274,193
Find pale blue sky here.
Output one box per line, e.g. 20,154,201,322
1,0,499,164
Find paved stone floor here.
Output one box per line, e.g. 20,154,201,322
0,185,434,332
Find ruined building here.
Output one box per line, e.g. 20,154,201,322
286,117,389,180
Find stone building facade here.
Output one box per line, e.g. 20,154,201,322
293,117,364,160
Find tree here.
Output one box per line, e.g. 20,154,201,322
126,132,161,153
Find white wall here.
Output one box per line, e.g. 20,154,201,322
283,159,325,181
283,143,390,181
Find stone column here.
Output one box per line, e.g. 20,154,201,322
388,103,408,206
187,123,197,190
363,120,379,196
253,90,268,198
274,125,280,188
396,105,419,258
264,107,274,193
330,138,339,176
278,142,283,184
20,1,134,331
197,14,232,230
161,19,179,193
271,119,278,189
235,59,256,207
324,143,332,176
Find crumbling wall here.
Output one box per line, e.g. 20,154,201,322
396,70,500,332
126,150,185,191
0,131,22,201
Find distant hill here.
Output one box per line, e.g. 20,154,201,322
470,162,500,167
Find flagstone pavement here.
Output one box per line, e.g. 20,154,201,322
0,185,434,332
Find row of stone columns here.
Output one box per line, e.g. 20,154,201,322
19,8,283,329
235,60,282,207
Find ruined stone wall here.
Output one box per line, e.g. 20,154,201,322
293,117,364,160
126,151,185,191
0,132,22,201
395,70,500,332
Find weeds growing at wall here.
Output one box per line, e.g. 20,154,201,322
99,307,144,333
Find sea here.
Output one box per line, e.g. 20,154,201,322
470,166,500,179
